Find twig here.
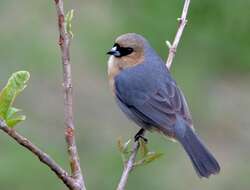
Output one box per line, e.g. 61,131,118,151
0,120,77,189
116,140,140,190
166,0,190,69
54,0,86,190
116,1,191,189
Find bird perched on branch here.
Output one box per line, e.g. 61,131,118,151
107,33,220,178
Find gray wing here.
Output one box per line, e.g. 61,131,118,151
115,71,192,136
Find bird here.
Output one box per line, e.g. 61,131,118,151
106,33,220,178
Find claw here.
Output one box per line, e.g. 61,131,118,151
134,128,148,143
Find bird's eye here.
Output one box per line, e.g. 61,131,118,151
119,47,134,57
108,43,134,57
126,48,133,54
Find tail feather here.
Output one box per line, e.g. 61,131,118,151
174,116,220,178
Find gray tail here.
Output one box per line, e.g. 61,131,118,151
174,117,220,178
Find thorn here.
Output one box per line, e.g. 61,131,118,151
166,41,172,48
177,18,188,25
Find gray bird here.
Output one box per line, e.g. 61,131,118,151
107,33,220,178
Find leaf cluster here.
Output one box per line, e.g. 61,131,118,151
117,137,163,168
0,71,30,127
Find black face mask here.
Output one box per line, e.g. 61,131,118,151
107,43,134,57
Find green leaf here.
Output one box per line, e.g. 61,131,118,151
143,152,164,165
117,137,124,153
0,71,30,127
65,9,74,38
6,115,26,128
139,138,148,157
6,107,21,120
117,137,131,154
117,138,132,163
123,139,131,154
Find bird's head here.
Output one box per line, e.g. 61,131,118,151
107,33,148,69
107,33,150,93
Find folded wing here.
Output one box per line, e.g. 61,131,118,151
115,74,192,136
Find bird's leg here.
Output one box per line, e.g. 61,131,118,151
134,128,148,143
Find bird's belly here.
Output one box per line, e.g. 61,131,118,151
115,97,154,131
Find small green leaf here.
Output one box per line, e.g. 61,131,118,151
6,107,21,120
117,137,131,154
144,152,164,165
117,138,132,163
139,138,148,157
65,9,74,38
123,139,131,154
133,159,144,167
0,71,30,127
0,71,30,119
117,137,124,153
6,115,26,128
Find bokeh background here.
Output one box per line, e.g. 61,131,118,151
0,0,250,189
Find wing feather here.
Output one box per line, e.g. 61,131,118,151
114,67,192,135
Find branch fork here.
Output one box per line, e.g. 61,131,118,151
0,0,86,190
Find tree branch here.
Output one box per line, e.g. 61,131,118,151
0,119,77,189
54,0,86,190
166,0,190,69
116,1,191,189
116,139,141,190
0,1,86,190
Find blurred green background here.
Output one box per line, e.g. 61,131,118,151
0,0,250,189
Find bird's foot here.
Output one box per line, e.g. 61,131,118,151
134,135,148,143
134,128,148,143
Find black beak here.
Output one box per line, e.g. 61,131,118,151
107,47,121,57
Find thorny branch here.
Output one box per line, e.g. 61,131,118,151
54,0,86,190
166,0,190,69
116,0,191,189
